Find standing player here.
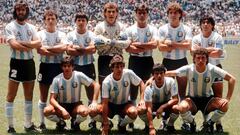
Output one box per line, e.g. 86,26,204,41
158,2,192,130
139,64,179,135
65,12,97,129
4,0,41,133
91,55,145,135
43,56,100,131
191,15,225,132
166,48,235,133
37,9,67,130
125,4,158,129
94,2,130,87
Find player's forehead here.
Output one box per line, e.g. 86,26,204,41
106,8,117,12
45,14,56,19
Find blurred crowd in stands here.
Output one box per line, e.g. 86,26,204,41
0,0,240,37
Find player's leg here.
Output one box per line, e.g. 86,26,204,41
38,83,49,129
44,104,67,131
71,103,89,131
6,80,20,133
205,97,228,133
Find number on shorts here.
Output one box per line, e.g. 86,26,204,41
10,69,17,78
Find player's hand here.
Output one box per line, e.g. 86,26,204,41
132,42,142,47
149,127,156,135
61,108,70,120
164,39,172,46
145,77,154,86
102,123,109,135
89,101,98,111
137,100,146,110
156,107,164,119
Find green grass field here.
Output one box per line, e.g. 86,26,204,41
0,45,239,135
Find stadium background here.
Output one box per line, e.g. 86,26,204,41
0,0,239,134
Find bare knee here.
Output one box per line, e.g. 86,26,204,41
127,108,138,119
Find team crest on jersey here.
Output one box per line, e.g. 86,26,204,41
17,31,21,39
146,31,152,37
123,81,129,87
27,30,32,36
60,85,64,91
204,77,210,83
177,31,183,37
208,41,214,47
56,37,61,43
115,30,120,35
73,40,78,45
191,78,196,82
72,82,78,88
85,37,91,43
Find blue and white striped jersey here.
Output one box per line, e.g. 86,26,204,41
158,23,192,60
66,30,95,65
176,63,227,97
102,69,142,104
192,31,224,65
51,71,93,103
144,77,177,104
5,20,39,60
38,30,66,63
126,24,158,57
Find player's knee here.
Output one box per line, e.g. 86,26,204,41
137,107,146,115
78,109,89,117
220,101,229,112
43,106,54,116
128,108,138,119
6,95,16,102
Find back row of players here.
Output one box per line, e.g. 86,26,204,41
4,0,236,135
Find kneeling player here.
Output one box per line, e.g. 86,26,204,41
90,55,145,135
139,64,179,135
43,56,100,131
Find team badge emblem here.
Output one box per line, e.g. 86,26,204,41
56,37,61,43
204,77,210,83
177,31,183,37
27,30,32,36
208,41,214,47
123,81,129,87
60,85,64,91
146,31,152,37
85,37,91,43
72,82,78,88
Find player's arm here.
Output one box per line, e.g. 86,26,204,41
49,93,70,119
157,95,178,117
89,81,100,103
165,70,178,77
37,45,58,56
102,98,109,134
8,39,32,51
171,39,191,50
223,73,236,101
158,39,174,52
46,43,67,53
146,101,156,134
125,42,145,53
77,41,96,55
66,44,81,56
18,39,41,49
133,39,158,50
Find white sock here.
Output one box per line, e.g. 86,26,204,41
74,115,87,124
38,100,46,124
6,102,14,127
181,111,194,123
92,114,103,122
211,110,225,123
24,100,33,128
167,113,179,126
120,115,135,126
139,113,148,125
46,115,60,123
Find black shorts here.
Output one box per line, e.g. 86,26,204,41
9,59,36,82
152,102,171,119
37,63,62,85
162,57,188,70
190,96,214,115
214,64,223,83
128,56,154,81
59,101,82,116
98,56,113,78
108,101,132,119
74,63,96,80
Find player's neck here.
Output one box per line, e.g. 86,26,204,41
46,27,56,33
77,28,86,34
196,65,206,73
137,22,147,28
170,21,180,28
16,19,26,25
113,73,121,81
202,31,212,38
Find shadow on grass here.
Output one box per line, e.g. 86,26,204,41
12,129,229,135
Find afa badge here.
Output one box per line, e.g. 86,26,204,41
72,82,78,88
204,77,210,83
27,30,32,36
85,37,91,43
123,81,129,87
177,31,183,37
146,31,152,37
56,37,61,43
60,85,64,91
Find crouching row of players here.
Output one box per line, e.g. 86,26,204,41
44,48,235,135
